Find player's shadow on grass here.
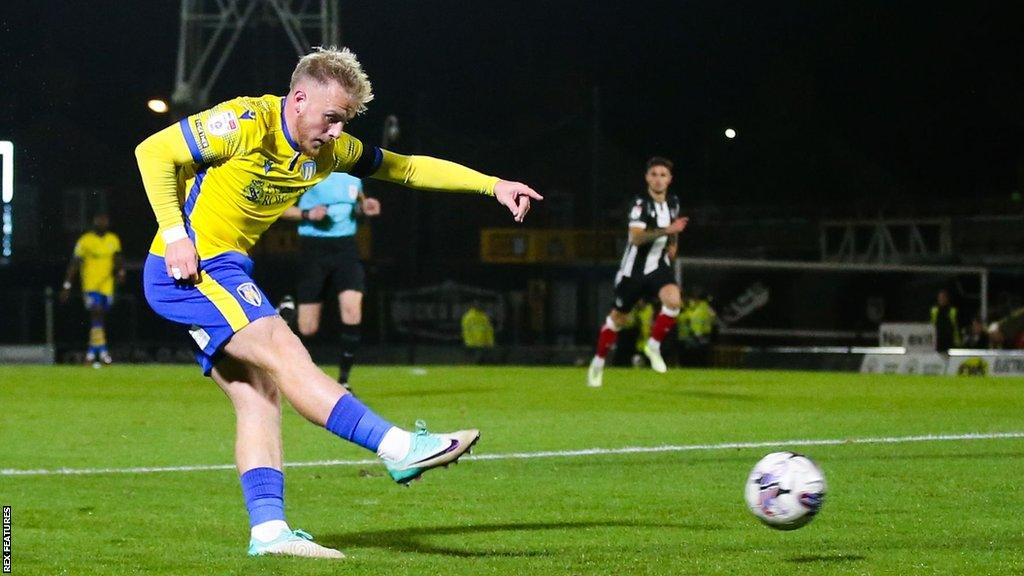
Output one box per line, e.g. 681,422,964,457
787,553,866,564
370,387,496,399
638,388,753,401
324,520,717,557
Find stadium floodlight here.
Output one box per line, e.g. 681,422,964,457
1,140,12,203
147,99,170,114
1,140,12,259
724,128,737,139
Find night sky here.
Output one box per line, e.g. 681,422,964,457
2,1,1022,259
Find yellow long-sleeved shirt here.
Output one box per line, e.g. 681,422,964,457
136,94,499,259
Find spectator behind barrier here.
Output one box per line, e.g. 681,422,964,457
930,289,960,353
988,307,1024,349
962,316,989,349
461,301,495,364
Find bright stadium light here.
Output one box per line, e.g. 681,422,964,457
1,140,12,259
0,141,12,203
147,99,170,114
724,128,737,139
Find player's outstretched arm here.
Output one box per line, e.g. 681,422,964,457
494,180,543,223
368,149,542,222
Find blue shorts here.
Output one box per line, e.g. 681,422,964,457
143,252,277,376
83,292,112,311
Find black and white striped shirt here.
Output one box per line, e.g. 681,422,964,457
616,193,681,280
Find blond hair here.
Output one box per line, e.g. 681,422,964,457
290,46,374,116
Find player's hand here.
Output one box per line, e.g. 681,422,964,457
494,180,543,223
362,197,381,217
667,244,678,260
165,237,200,283
58,288,71,305
307,205,329,222
666,217,689,235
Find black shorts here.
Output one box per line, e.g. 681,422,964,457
295,236,365,304
612,266,677,312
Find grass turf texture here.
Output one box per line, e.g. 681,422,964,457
1,365,1023,575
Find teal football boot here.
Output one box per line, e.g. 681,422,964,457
248,528,344,559
384,420,480,485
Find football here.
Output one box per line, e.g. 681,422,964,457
745,451,827,530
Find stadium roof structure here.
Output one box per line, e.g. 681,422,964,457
172,0,341,109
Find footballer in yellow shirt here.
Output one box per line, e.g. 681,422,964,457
135,46,541,559
137,61,540,375
60,213,125,365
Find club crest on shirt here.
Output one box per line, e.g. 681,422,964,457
206,110,239,136
301,160,317,181
348,184,359,200
236,282,262,307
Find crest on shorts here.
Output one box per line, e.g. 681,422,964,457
236,282,263,307
301,160,317,181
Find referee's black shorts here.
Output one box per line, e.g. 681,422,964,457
295,236,365,304
612,266,677,313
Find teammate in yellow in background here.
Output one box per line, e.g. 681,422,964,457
60,213,125,366
135,46,541,559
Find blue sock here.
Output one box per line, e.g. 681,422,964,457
239,467,285,527
324,394,393,452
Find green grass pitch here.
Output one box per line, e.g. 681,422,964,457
2,365,1023,575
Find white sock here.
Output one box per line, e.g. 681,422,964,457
646,338,661,351
591,356,605,368
377,426,412,461
251,519,290,542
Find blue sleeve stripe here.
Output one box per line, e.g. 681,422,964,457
178,118,204,164
182,168,207,245
349,145,383,178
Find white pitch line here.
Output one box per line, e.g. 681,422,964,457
3,431,1023,478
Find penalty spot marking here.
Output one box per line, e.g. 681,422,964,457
3,431,1022,477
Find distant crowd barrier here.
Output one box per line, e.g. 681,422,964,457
861,349,1024,377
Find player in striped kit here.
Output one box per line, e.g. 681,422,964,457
588,157,688,387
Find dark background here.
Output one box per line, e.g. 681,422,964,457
3,1,1023,260
1,1,1022,355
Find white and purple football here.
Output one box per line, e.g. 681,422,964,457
745,451,826,530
